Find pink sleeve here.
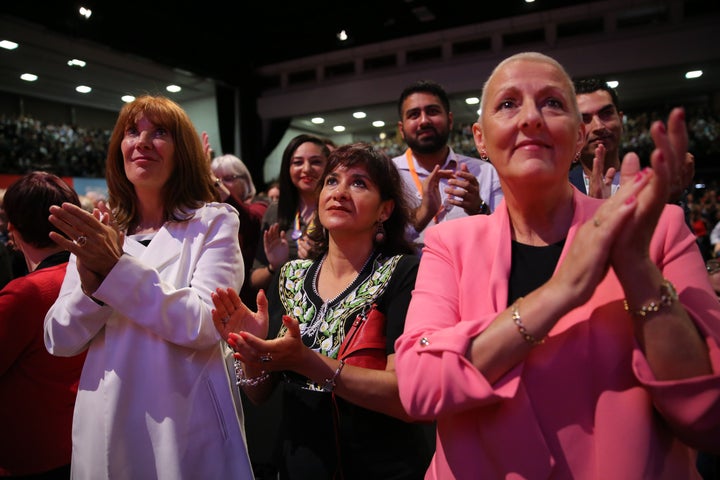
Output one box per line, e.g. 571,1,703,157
633,205,720,452
395,217,520,419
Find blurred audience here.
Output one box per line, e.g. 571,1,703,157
211,153,268,309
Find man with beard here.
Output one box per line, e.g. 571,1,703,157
392,80,503,250
570,78,694,209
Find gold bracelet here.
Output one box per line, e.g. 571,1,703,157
623,279,678,317
511,297,545,346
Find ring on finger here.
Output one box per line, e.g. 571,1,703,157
221,315,230,326
74,234,88,247
260,353,273,363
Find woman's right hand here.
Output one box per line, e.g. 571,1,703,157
212,287,269,342
549,167,653,310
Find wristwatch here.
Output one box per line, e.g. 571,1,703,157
478,200,489,215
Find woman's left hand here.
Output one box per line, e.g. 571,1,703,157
48,201,124,292
610,107,688,266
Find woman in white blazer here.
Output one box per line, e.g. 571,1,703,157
44,96,254,479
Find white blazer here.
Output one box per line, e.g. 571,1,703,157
45,203,254,480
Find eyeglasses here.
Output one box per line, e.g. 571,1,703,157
707,259,720,275
220,174,244,184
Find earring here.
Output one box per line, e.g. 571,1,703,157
574,151,581,162
374,221,386,244
479,149,489,161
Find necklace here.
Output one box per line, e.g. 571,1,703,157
312,251,376,322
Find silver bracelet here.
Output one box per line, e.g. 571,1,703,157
234,359,270,387
321,359,346,393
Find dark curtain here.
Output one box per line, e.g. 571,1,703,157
216,81,291,190
215,84,236,157
257,117,292,184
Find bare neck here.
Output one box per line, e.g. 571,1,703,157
18,242,65,272
503,181,575,246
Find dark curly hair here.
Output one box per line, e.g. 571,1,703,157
306,142,416,258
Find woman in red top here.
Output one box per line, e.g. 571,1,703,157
0,171,87,477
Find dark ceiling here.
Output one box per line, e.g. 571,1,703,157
1,0,594,86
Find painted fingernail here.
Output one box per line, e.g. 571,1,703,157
625,194,636,205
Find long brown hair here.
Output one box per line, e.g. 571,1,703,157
105,95,215,230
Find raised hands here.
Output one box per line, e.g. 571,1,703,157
211,287,269,342
553,108,689,308
610,108,688,270
446,162,484,215
48,200,124,294
549,160,653,311
202,131,214,163
413,165,453,230
586,143,617,199
263,223,289,270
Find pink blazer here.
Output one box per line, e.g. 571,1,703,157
396,188,720,479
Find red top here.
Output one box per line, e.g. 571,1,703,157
0,259,87,475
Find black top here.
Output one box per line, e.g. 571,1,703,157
265,253,431,480
508,239,565,306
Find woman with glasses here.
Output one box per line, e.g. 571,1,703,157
212,154,268,309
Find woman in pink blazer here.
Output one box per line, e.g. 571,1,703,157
395,52,720,479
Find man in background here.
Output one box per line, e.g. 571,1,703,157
392,80,503,250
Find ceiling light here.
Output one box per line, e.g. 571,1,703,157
606,80,619,88
121,95,136,103
79,7,92,19
311,117,325,124
525,0,535,3
353,111,367,119
333,126,346,132
20,73,37,82
465,97,480,105
337,30,348,42
0,40,19,50
76,85,92,93
685,70,703,79
372,121,385,128
67,58,87,68
166,84,182,93
412,6,436,22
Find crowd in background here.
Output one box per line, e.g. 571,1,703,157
2,107,719,180
2,108,720,269
0,115,109,178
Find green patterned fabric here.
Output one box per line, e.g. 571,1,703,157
276,253,402,360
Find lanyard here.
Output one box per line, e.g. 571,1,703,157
406,149,446,223
406,149,425,196
291,211,302,240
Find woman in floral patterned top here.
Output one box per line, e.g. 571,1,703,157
212,143,433,479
